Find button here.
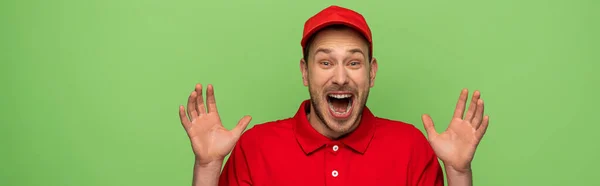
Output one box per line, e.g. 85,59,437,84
332,145,339,152
332,170,339,177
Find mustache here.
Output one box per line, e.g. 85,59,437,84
324,85,356,93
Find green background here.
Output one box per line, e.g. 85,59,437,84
2,0,598,185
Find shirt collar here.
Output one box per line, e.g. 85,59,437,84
293,99,377,155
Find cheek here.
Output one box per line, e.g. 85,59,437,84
348,72,371,87
308,70,331,86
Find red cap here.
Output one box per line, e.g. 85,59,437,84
301,5,373,59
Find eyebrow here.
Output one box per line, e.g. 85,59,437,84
348,48,365,56
314,48,365,56
314,48,332,55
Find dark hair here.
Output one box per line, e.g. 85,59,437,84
302,24,371,63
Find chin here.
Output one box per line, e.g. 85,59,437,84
322,91,362,134
309,87,368,137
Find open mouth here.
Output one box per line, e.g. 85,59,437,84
326,93,354,118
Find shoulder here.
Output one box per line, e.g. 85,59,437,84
372,117,430,146
236,117,296,146
373,117,425,137
371,117,435,156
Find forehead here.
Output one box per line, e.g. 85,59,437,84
308,28,369,52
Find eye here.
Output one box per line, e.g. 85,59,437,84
350,61,360,66
319,61,332,67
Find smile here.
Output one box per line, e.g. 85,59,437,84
326,92,354,119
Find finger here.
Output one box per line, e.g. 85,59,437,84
464,90,480,121
476,116,490,140
195,84,207,115
179,105,192,129
232,115,252,137
421,114,438,139
471,99,484,129
452,89,469,119
187,91,198,120
206,84,218,113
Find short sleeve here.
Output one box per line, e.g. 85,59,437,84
218,137,253,186
407,126,444,186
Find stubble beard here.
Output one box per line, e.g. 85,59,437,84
308,82,370,139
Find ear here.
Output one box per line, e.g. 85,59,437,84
369,57,378,88
300,58,309,86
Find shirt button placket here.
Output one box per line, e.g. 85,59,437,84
330,144,340,156
326,143,342,186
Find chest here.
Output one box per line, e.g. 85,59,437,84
246,143,411,186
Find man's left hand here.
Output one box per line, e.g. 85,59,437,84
421,89,490,173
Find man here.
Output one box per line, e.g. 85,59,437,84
178,5,489,186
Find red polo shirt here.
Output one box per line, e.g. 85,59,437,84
219,100,444,186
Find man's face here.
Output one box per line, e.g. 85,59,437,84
300,27,378,138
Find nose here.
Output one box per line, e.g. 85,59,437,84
332,65,349,86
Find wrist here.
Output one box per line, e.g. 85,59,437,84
192,158,223,186
444,165,473,186
195,158,224,169
445,164,472,175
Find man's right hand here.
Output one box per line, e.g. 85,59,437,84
178,84,252,166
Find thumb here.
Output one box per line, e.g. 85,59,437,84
232,115,252,136
421,114,438,139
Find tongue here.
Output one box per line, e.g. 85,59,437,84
331,98,349,112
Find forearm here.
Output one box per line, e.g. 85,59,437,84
192,160,223,186
445,166,472,186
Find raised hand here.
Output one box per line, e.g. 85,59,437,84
421,89,490,172
178,84,252,165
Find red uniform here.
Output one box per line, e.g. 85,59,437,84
219,100,444,186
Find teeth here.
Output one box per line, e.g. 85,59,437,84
328,99,353,115
328,94,352,99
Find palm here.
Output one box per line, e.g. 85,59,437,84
422,89,489,172
187,113,239,162
178,84,252,165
